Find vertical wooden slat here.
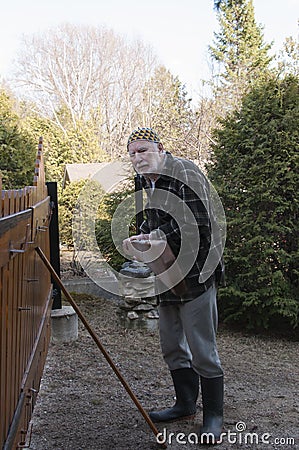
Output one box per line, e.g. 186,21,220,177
15,252,23,402
2,191,9,217
0,177,3,443
10,257,18,426
19,189,26,212
0,175,2,218
0,266,7,445
19,245,29,398
9,191,14,215
7,259,14,430
2,266,9,439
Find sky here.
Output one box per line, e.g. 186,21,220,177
0,0,298,98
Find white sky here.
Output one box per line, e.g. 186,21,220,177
0,0,298,97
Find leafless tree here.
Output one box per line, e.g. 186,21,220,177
13,23,158,157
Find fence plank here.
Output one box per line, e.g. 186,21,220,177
0,266,8,445
0,175,2,218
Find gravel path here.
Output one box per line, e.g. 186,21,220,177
28,292,298,450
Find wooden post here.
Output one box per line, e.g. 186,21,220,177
46,182,62,310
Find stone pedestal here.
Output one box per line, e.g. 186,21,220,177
51,306,78,343
119,261,158,323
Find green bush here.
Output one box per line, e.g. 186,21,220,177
58,179,88,247
59,179,136,272
208,75,299,333
95,189,136,271
0,90,36,188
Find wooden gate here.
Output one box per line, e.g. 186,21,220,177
0,138,53,449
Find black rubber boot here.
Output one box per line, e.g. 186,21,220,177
199,376,224,445
149,368,199,423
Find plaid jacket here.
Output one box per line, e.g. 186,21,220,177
139,152,224,304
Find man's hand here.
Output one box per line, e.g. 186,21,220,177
122,234,150,260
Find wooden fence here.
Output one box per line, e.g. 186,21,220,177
0,138,52,449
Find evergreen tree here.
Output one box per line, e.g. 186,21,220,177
139,66,195,158
23,107,109,184
213,0,223,11
208,74,299,333
209,0,272,110
23,111,69,184
0,90,36,188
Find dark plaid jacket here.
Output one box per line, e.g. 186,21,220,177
139,152,224,304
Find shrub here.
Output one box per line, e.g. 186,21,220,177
208,75,299,333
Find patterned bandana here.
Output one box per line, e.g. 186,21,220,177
127,127,160,148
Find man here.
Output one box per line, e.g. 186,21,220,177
123,127,225,442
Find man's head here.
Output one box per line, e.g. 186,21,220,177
127,127,165,176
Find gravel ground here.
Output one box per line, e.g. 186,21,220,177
27,289,299,450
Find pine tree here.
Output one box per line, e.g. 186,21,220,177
208,74,299,333
138,66,195,158
0,90,36,188
209,0,272,110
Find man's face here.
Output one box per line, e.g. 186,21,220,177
128,140,164,176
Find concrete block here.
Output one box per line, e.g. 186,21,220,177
51,306,78,343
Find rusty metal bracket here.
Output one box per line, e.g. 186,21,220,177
3,392,25,450
9,223,32,256
37,225,48,232
16,423,33,449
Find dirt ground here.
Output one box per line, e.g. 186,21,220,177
28,255,299,450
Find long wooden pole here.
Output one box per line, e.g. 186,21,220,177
35,246,166,449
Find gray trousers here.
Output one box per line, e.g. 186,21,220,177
158,284,223,378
